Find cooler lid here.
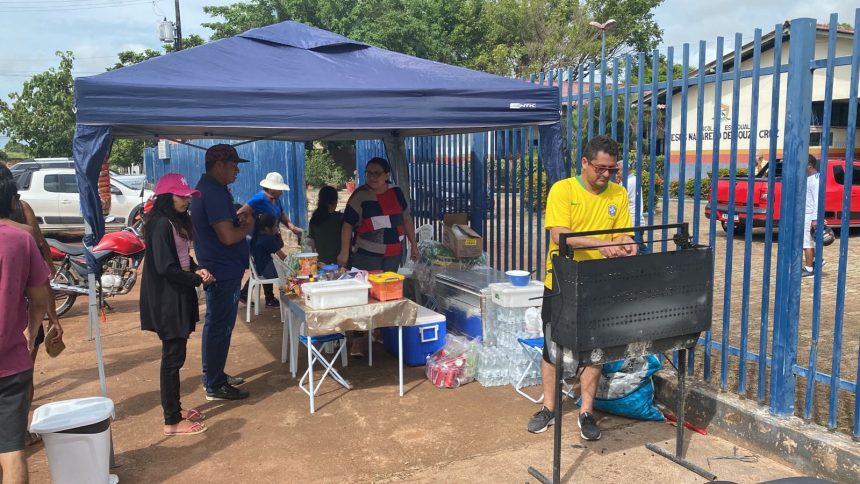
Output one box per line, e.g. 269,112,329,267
489,281,545,296
435,268,508,293
416,306,445,325
30,397,114,434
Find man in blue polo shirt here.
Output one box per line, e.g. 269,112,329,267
191,144,254,401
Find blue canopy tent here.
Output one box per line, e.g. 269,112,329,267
72,21,563,395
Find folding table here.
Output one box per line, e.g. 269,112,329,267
280,295,419,413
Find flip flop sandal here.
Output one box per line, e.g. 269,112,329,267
164,421,207,436
182,408,205,422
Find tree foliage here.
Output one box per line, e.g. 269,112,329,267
0,51,76,157
202,0,664,77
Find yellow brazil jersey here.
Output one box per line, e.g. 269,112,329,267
543,176,633,289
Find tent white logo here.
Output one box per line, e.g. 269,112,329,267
509,102,537,109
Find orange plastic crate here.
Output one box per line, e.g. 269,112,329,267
368,272,405,301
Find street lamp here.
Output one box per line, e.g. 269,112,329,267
589,19,617,135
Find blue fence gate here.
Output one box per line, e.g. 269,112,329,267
359,8,860,439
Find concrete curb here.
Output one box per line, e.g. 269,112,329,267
653,370,860,483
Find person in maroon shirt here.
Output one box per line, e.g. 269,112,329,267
0,177,50,483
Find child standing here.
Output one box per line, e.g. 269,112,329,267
251,213,287,306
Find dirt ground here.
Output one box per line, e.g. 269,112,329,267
23,273,805,483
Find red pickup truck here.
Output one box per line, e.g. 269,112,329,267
705,158,860,232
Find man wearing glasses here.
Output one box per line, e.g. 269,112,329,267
527,136,637,441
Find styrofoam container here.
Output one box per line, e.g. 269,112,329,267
301,279,371,309
489,281,545,308
30,397,116,484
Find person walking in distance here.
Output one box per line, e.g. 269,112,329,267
0,176,51,482
802,155,822,278
191,144,254,401
527,136,637,441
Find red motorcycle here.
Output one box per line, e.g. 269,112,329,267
46,227,146,317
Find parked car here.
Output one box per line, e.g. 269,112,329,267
13,167,152,233
10,158,148,190
705,158,860,232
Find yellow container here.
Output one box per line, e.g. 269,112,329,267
368,272,405,301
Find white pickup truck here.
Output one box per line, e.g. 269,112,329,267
12,167,152,233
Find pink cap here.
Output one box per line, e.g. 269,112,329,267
154,173,200,197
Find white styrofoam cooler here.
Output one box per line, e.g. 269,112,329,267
30,397,117,484
302,279,371,309
489,281,545,308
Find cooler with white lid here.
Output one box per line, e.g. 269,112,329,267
302,279,371,309
489,281,545,308
30,396,117,484
382,306,447,366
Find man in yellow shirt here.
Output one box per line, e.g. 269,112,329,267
527,136,637,441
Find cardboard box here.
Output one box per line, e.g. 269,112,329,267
442,213,483,258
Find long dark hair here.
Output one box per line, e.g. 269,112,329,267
0,177,17,219
144,193,193,240
310,185,339,226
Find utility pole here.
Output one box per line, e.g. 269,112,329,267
174,0,183,51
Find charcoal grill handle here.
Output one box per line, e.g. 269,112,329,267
558,223,691,258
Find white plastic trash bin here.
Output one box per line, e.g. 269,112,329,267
30,397,118,484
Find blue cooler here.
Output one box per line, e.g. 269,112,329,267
382,306,446,366
444,305,483,340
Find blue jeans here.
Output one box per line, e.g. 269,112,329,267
202,278,241,390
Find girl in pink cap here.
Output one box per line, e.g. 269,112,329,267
140,173,215,436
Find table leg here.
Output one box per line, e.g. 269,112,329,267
280,299,292,369
368,320,374,367
308,336,315,414
398,326,404,397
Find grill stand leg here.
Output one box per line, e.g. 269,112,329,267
645,348,717,481
527,342,565,484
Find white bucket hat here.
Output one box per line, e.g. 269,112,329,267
259,172,290,191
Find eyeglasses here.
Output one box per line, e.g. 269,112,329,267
588,161,620,176
365,170,386,178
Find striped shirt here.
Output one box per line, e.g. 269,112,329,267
343,184,409,256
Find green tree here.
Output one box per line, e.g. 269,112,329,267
0,51,75,157
476,0,663,76
0,148,7,161
202,0,662,78
3,140,30,158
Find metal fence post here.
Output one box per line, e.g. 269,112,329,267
769,18,815,417
470,132,487,237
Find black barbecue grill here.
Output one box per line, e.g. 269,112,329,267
528,223,716,483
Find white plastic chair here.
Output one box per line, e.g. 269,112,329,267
246,255,280,322
272,256,291,363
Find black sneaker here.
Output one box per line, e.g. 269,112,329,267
265,299,280,308
226,374,245,386
206,383,250,401
578,412,602,441
527,406,555,434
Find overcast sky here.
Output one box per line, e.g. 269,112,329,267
0,0,857,148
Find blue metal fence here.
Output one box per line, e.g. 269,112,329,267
357,9,859,437
144,139,307,228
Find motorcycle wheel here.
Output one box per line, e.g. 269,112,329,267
53,268,77,317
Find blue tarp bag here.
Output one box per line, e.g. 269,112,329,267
577,355,664,421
